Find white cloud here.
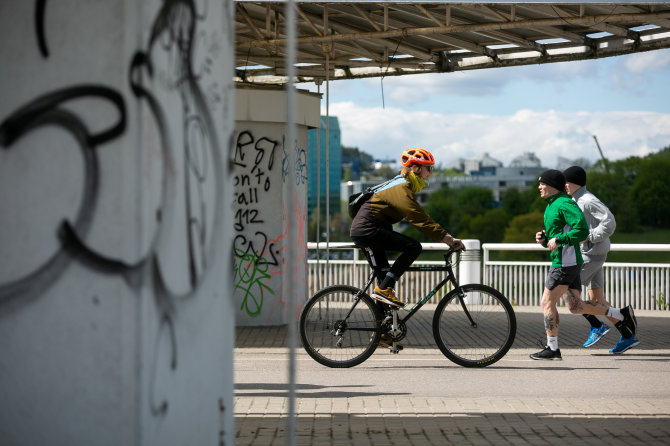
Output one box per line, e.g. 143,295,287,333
353,57,607,108
623,51,670,74
326,102,670,168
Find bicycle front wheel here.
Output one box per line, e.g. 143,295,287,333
433,284,516,368
300,285,382,368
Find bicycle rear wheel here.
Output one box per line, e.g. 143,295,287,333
300,285,382,368
432,284,516,368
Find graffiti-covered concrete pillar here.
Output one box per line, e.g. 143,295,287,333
234,87,320,326
0,2,235,445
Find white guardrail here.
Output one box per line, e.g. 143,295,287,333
307,242,670,310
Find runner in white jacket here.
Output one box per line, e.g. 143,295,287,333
564,166,640,354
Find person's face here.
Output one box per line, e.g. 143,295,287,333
419,164,433,180
565,182,581,196
538,182,559,199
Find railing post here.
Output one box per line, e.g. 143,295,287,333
459,240,481,284
460,239,481,303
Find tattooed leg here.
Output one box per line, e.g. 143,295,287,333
544,313,559,335
565,288,585,313
541,286,563,336
568,287,608,316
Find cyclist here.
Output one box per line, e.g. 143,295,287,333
350,147,464,314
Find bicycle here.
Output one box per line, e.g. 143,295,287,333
300,246,516,368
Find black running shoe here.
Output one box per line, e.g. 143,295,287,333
620,305,637,335
530,346,562,361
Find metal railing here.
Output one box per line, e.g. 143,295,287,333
482,243,670,310
307,242,670,310
307,242,457,305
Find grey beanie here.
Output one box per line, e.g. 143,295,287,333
538,169,566,191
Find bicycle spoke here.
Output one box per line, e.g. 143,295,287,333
433,285,516,367
300,286,382,368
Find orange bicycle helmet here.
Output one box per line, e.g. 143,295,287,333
401,148,435,167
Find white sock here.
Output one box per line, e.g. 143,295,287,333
607,307,623,321
547,336,559,351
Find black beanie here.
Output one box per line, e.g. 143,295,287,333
538,169,565,191
564,165,586,187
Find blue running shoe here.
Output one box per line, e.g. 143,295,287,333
582,323,611,348
609,336,640,354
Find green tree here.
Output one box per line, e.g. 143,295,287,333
588,148,670,231
462,207,511,243
501,187,535,216
500,211,546,261
451,187,495,235
587,159,637,231
630,150,670,227
503,211,544,243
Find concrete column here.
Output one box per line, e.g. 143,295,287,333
0,2,235,445
233,87,320,326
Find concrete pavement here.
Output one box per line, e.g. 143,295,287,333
234,307,670,445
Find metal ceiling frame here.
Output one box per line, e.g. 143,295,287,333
235,2,670,85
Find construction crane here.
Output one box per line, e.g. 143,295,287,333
592,135,611,174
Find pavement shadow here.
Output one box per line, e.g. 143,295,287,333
235,383,410,399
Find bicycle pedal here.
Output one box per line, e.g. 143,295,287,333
390,344,403,354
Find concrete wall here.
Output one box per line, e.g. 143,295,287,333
0,1,235,445
234,87,320,326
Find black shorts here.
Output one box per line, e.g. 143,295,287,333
545,265,582,290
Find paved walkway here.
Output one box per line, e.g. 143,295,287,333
235,307,670,445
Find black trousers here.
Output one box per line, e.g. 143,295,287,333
351,228,422,286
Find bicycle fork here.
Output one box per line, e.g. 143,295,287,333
449,268,478,329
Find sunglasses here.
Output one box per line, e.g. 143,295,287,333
424,165,433,172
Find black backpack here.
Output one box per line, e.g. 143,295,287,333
347,178,394,219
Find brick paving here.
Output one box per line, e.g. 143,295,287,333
235,307,670,445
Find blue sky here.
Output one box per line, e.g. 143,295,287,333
307,48,670,169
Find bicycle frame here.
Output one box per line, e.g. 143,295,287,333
346,247,477,328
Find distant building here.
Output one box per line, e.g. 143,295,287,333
437,152,543,201
464,152,503,175
308,116,342,216
510,152,542,168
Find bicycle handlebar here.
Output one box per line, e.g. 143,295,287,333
444,246,466,266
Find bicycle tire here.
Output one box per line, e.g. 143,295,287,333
300,285,382,368
432,284,516,368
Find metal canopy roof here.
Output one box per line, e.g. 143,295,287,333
235,2,670,85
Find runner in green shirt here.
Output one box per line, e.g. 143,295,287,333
530,169,638,361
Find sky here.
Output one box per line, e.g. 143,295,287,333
305,48,670,169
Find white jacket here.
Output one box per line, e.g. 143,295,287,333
571,186,616,261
